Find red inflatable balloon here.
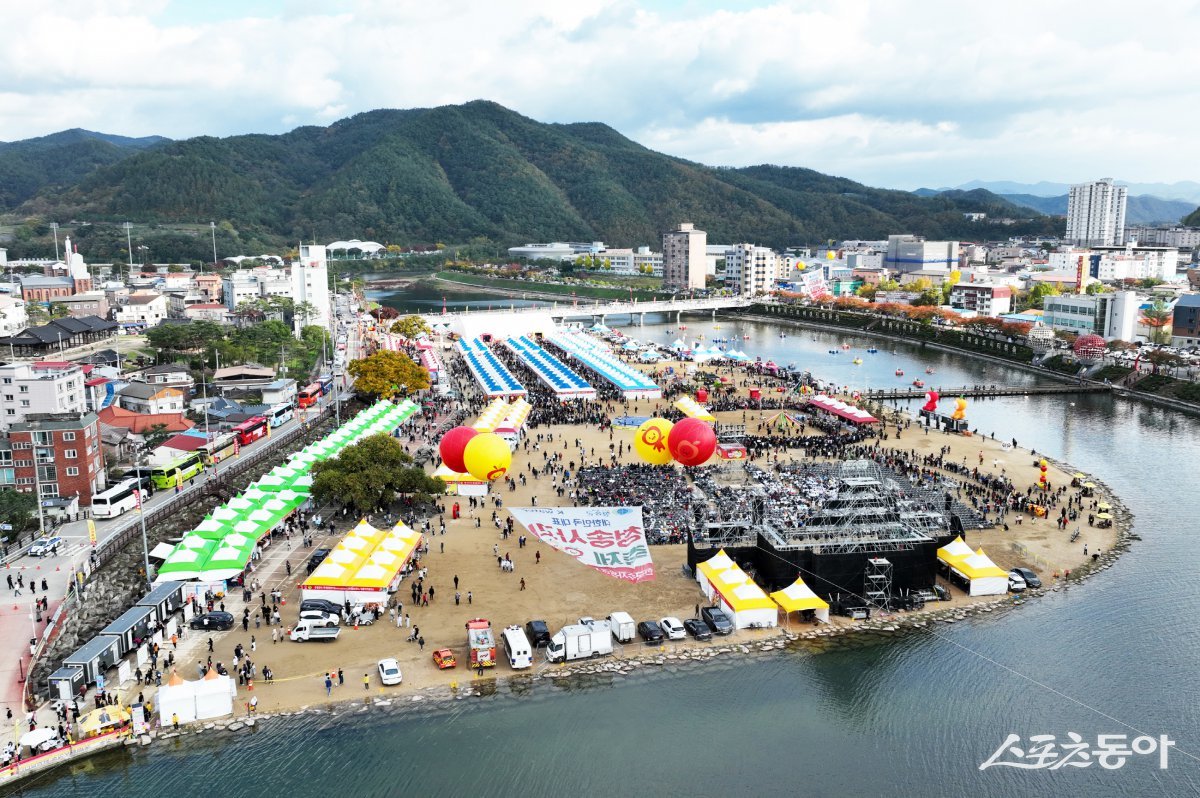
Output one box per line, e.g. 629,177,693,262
921,390,940,413
439,426,478,473
668,417,717,467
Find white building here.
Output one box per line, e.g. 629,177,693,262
596,247,663,276
725,244,779,297
114,293,169,327
507,242,605,261
0,295,28,336
662,223,707,291
1049,245,1179,283
1066,178,1127,246
948,284,1013,316
291,244,331,336
0,362,86,427
1042,291,1139,341
1124,226,1200,250
883,235,959,274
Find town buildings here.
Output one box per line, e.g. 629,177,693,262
662,222,707,291
0,361,86,426
1042,291,1139,341
725,243,779,297
882,235,960,274
1066,178,1127,246
1048,245,1180,283
4,412,104,505
948,284,1013,316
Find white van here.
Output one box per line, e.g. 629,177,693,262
607,611,636,644
501,625,533,669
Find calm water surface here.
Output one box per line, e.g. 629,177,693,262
17,299,1200,797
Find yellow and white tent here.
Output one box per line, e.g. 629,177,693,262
695,551,777,629
946,546,1009,596
770,576,830,623
301,522,423,603
675,396,716,422
472,399,511,432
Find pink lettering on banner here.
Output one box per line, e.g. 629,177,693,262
510,507,657,583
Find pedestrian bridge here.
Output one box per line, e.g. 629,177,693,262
425,296,752,324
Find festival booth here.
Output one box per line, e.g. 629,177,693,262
939,539,1008,596
770,577,830,624
675,396,716,421
300,521,423,605
495,399,532,444
432,464,488,497
472,399,511,433
716,442,746,460
156,669,235,724
695,551,777,629
76,706,131,740
806,394,878,425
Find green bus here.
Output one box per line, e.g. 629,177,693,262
150,452,205,489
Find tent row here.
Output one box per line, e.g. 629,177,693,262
695,550,830,627
674,396,716,422
807,394,878,425
300,519,423,604
155,400,419,584
936,537,1009,596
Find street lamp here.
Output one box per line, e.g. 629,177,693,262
49,222,60,262
123,222,133,267
136,447,152,589
209,222,217,273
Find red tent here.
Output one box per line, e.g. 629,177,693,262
807,395,878,424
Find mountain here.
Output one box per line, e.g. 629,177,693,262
957,179,1200,205
994,192,1192,224
0,128,169,211
10,102,1057,255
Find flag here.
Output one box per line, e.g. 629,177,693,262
87,519,97,546
134,488,142,512
508,506,654,583
234,439,240,457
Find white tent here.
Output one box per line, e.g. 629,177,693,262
157,671,235,724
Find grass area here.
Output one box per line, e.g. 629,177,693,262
1092,365,1133,382
1040,355,1083,375
436,271,664,301
1133,373,1200,403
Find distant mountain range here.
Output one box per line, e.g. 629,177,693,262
950,179,1200,204
0,104,1062,259
914,183,1196,225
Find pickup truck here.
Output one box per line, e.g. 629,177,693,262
290,620,342,642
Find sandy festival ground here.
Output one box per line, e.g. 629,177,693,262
136,354,1119,719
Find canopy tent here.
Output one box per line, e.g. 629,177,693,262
197,542,256,582
947,547,1009,596
807,394,878,424
155,541,216,581
695,551,777,628
675,396,716,422
763,411,806,432
472,399,511,432
300,521,422,604
432,463,487,496
495,399,532,440
157,671,235,724
936,536,974,567
770,577,830,623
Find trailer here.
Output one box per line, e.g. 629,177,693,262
546,622,614,663
98,604,157,658
135,581,185,625
63,635,122,686
48,666,85,702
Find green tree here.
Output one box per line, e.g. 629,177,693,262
142,423,172,450
347,350,430,400
1027,282,1061,309
0,490,38,541
1140,298,1173,346
47,303,70,319
311,433,445,514
390,315,432,339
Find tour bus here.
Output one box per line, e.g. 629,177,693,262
297,382,322,409
199,433,238,467
318,374,334,396
149,452,205,490
233,416,269,446
267,403,294,428
90,478,143,520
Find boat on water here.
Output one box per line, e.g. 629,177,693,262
925,368,935,374
841,343,851,350
743,335,751,340
852,358,863,365
829,349,840,355
913,379,925,388
779,333,787,338
866,347,878,353
895,369,904,376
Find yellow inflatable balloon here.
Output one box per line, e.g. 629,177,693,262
952,397,967,421
634,418,674,465
462,433,512,482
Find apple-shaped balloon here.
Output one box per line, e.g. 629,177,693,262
439,426,478,473
668,417,717,467
462,433,512,482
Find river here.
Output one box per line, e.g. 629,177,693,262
18,288,1200,797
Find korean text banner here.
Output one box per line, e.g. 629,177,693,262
508,506,655,583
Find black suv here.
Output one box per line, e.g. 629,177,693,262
307,548,332,574
525,619,551,648
300,598,343,617
189,611,234,631
701,606,734,635
683,618,712,641
637,620,665,644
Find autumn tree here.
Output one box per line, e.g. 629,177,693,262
1140,298,1173,346
391,315,432,339
311,433,445,514
347,350,430,400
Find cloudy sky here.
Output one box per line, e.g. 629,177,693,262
2,0,1194,189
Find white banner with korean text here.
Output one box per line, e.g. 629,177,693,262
508,506,655,583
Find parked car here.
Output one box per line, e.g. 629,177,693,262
658,617,686,641
307,549,332,574
637,620,665,644
377,658,402,686
525,619,552,648
300,598,343,617
1008,572,1027,592
683,618,712,641
701,606,734,635
1010,567,1042,589
189,611,234,631
432,648,457,669
298,610,340,628
29,537,63,557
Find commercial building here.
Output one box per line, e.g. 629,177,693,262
220,247,331,338
662,223,707,291
1125,226,1200,250
1170,294,1200,347
593,247,663,276
948,284,1013,316
1042,291,1139,341
5,412,104,504
506,242,605,261
1048,245,1180,283
1066,178,1127,246
725,244,779,297
0,361,86,427
882,235,959,274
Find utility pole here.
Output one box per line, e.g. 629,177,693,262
123,222,134,267
209,222,217,273
49,222,60,262
137,447,152,589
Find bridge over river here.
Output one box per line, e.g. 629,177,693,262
864,383,1113,400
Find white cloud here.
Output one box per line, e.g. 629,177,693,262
0,0,1197,188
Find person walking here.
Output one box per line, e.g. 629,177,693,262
418,636,425,651
467,591,473,605
337,668,344,687
172,713,179,731
520,578,526,591
453,574,459,590
324,673,333,696
363,673,371,691
455,591,461,605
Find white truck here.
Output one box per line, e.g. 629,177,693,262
289,620,342,642
606,612,636,644
547,620,614,663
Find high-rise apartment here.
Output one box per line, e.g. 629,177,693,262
662,223,707,291
1066,178,1127,246
725,244,779,297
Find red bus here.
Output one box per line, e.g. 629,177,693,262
298,382,322,408
233,416,268,446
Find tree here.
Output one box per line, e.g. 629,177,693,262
1085,282,1108,295
142,423,172,450
1027,282,1061,309
48,303,70,319
294,301,318,328
1140,298,1173,346
0,490,37,541
347,350,430,400
310,433,445,514
391,315,431,339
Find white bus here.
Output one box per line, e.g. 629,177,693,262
91,478,143,520
267,403,294,428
